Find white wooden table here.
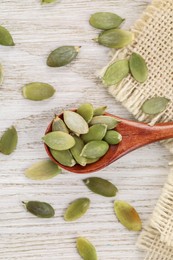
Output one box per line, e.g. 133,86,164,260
0,0,171,259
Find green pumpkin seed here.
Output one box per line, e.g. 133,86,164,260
90,12,124,30
96,29,134,48
93,106,107,116
22,82,55,101
0,64,4,85
50,149,76,167
83,177,118,197
77,103,94,123
129,53,148,83
70,136,87,166
76,237,97,260
114,201,142,231
86,157,100,164
80,140,109,159
0,25,15,46
23,201,55,218
90,116,119,129
41,0,57,4
25,160,61,181
52,115,69,133
47,46,80,67
64,198,90,221
102,59,129,86
64,111,89,134
141,96,170,115
81,124,107,143
42,131,75,150
104,130,122,144
0,126,18,155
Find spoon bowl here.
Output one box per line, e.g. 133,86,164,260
44,111,173,174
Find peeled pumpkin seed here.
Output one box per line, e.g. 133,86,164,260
64,198,90,221
96,29,134,49
83,177,118,197
77,103,94,123
86,157,100,164
25,160,61,180
23,82,55,101
0,64,4,85
93,106,107,116
41,0,57,3
102,59,129,86
50,149,76,167
47,46,80,67
42,131,75,150
0,25,15,46
90,116,119,129
81,124,107,143
70,135,87,166
76,237,98,260
90,12,124,30
141,96,170,115
114,201,142,231
0,126,18,155
64,111,89,134
24,201,55,218
52,115,69,133
80,140,109,159
104,130,122,144
129,53,148,83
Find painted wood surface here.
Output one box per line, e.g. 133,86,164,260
0,0,171,259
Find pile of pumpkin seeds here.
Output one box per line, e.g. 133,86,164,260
42,103,122,167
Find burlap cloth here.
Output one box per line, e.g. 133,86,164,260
100,0,173,259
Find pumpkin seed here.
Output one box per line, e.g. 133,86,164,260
70,136,87,166
41,0,57,3
90,116,119,129
64,198,90,221
52,115,69,133
114,201,142,231
0,64,4,85
129,53,148,83
0,25,15,46
102,59,129,86
23,201,55,218
25,160,61,181
42,131,75,150
96,29,134,49
64,111,89,134
22,82,55,101
77,103,94,123
93,106,107,116
80,140,109,159
90,12,124,30
50,149,76,167
86,157,100,164
0,126,18,155
104,130,122,144
81,124,107,143
141,96,170,115
76,237,97,260
47,46,80,67
83,177,118,197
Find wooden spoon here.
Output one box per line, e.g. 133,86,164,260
44,112,173,174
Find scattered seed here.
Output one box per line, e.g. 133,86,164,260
25,160,61,180
141,96,170,115
90,12,124,30
70,135,87,166
77,103,94,123
41,0,57,3
64,111,89,134
114,201,142,231
90,115,119,129
23,201,55,218
76,237,98,260
50,149,76,167
47,46,80,67
83,177,118,197
0,126,18,155
129,53,148,83
104,130,122,144
93,106,107,116
52,115,69,133
42,131,75,150
0,25,15,46
96,29,134,49
102,59,129,86
0,64,4,85
81,124,107,143
80,140,109,159
64,198,90,222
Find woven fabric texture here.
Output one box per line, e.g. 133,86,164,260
100,0,173,258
